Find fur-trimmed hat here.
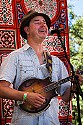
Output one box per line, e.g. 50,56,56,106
20,10,51,39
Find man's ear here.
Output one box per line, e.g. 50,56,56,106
24,26,29,34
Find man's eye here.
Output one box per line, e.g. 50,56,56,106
34,22,46,25
43,22,46,24
34,22,40,24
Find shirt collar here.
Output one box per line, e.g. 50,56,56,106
23,43,31,51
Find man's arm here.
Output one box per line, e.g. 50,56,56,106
0,80,24,101
0,80,46,108
61,87,74,103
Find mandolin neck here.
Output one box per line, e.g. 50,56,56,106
44,76,72,93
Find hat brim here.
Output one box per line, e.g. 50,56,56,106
20,12,51,40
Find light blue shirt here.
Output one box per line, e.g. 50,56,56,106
0,43,71,125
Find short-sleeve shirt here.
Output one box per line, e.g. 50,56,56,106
0,43,71,125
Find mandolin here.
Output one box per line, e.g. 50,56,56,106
18,76,72,113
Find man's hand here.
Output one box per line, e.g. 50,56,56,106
26,92,46,108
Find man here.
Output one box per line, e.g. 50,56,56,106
0,10,73,125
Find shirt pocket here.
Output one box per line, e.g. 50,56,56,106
19,60,34,79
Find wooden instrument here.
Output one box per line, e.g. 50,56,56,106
18,76,72,113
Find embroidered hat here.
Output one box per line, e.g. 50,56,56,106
20,10,51,39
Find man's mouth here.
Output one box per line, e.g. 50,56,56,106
39,30,46,33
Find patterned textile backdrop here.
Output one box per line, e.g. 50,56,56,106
0,0,72,125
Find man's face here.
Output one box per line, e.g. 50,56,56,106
26,16,48,42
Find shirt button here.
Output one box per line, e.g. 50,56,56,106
39,67,41,70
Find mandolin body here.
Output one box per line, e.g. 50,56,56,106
18,77,56,113
18,76,71,113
